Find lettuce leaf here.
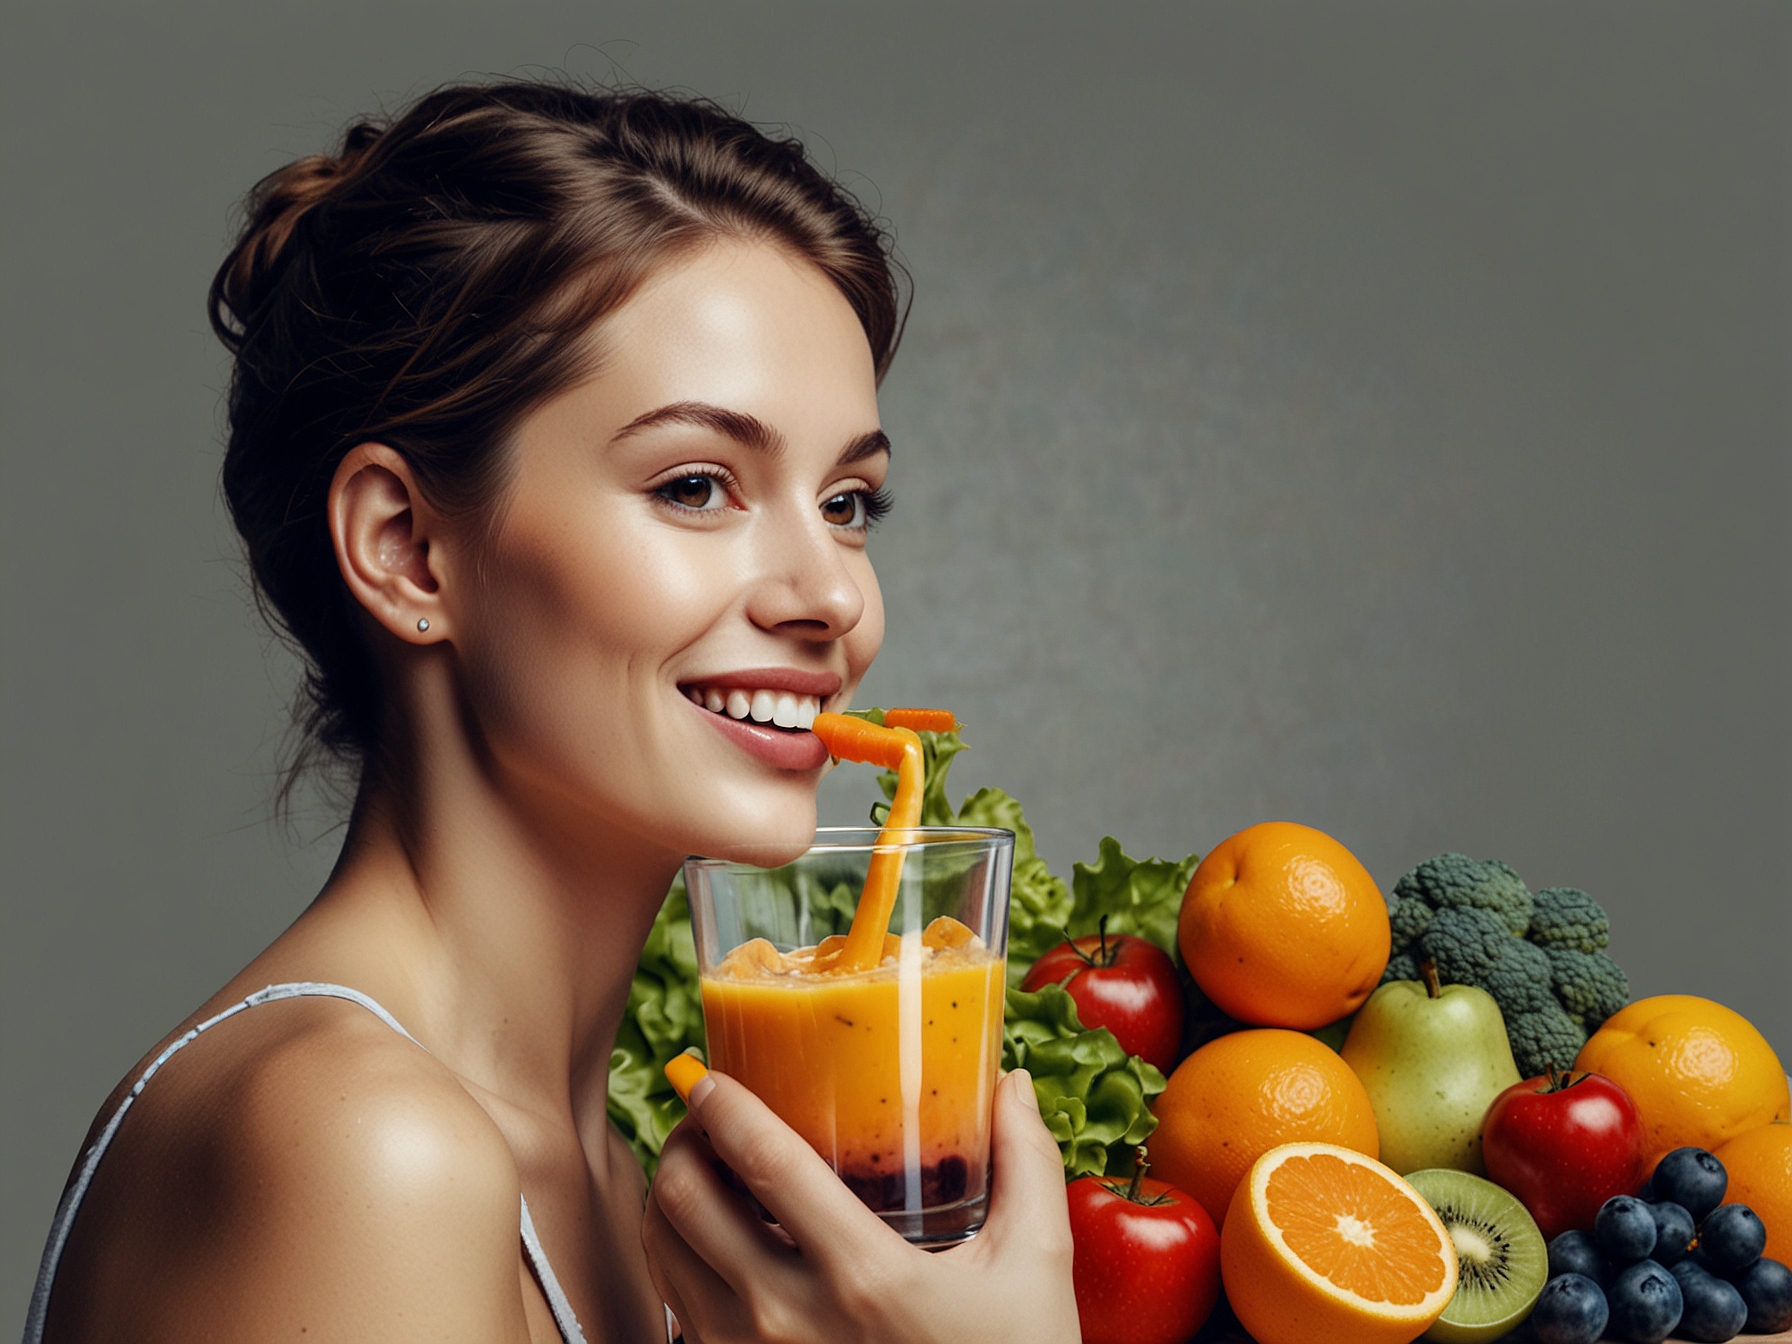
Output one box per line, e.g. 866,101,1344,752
606,880,706,1178
1001,983,1166,1178
955,785,1074,985
1065,837,1201,958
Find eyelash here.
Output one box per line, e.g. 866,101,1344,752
839,485,894,530
651,470,893,532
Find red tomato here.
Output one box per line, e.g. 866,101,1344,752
1068,1166,1222,1344
1020,926,1184,1072
1481,1066,1648,1240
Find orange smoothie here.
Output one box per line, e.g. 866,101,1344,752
701,917,1005,1213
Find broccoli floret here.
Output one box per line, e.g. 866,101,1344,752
1545,947,1629,1031
1394,853,1533,937
1381,951,1421,985
1527,886,1611,953
1417,907,1554,1019
1420,906,1514,987
1393,853,1632,1066
1481,937,1557,1017
1388,896,1435,954
1505,1000,1589,1079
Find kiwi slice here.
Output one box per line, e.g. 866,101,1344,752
1406,1168,1548,1344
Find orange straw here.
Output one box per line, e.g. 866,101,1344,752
811,712,928,973
665,1050,709,1104
882,707,960,734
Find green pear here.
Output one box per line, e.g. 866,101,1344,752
1341,961,1521,1175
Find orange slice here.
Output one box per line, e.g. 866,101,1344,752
1221,1142,1458,1344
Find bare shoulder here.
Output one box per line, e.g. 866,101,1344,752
46,995,534,1344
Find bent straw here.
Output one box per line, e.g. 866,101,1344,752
665,1050,708,1104
811,712,927,974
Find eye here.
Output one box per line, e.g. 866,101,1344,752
655,472,730,512
821,486,892,531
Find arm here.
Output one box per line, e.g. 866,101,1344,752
642,1069,1080,1344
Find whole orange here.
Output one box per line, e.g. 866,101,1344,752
1574,995,1790,1165
1178,821,1390,1029
1147,1027,1380,1228
1713,1122,1792,1266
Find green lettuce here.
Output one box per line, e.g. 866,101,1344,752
956,785,1073,987
606,880,706,1178
1065,837,1200,957
1002,983,1166,1178
1007,834,1199,984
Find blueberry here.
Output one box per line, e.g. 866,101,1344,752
1698,1203,1766,1274
1653,1147,1727,1222
1638,1173,1657,1201
1597,1195,1661,1264
1550,1228,1610,1285
1646,1200,1695,1266
1730,1256,1792,1334
1669,1259,1748,1342
1530,1273,1611,1344
1606,1260,1684,1344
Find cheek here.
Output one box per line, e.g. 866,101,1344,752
452,517,716,770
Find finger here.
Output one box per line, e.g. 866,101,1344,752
647,1253,694,1344
972,1069,1074,1259
682,1071,906,1258
642,1168,752,1343
649,1119,803,1302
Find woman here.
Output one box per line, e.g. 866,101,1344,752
27,82,1076,1343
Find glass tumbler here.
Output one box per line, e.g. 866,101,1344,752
684,826,1012,1247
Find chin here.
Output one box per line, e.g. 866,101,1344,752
679,787,819,869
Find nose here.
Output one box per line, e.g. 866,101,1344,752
742,501,867,639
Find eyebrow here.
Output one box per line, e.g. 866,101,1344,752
837,428,892,466
611,400,890,466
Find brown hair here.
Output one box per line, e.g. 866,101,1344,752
209,81,906,796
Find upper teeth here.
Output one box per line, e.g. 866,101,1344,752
686,686,820,730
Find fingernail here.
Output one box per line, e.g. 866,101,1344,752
665,1051,709,1105
1010,1068,1040,1112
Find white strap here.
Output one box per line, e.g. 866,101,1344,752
520,1194,589,1344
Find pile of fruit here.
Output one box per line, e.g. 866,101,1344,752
609,716,1792,1344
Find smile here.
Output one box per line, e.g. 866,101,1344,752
682,685,821,732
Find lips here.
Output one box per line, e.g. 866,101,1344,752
695,708,831,770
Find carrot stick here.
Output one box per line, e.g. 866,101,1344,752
664,1050,708,1104
882,707,960,734
811,713,927,973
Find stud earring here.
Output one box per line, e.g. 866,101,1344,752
416,617,430,633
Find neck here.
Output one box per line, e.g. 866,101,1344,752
291,706,683,1136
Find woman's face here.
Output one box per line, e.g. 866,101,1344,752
446,240,887,864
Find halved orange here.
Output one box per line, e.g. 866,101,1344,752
1221,1142,1459,1344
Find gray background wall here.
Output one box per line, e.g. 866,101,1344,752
3,0,1787,1318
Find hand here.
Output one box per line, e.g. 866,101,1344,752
642,1069,1080,1344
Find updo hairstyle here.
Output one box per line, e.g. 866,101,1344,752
209,82,905,794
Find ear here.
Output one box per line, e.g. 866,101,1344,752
328,444,447,644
